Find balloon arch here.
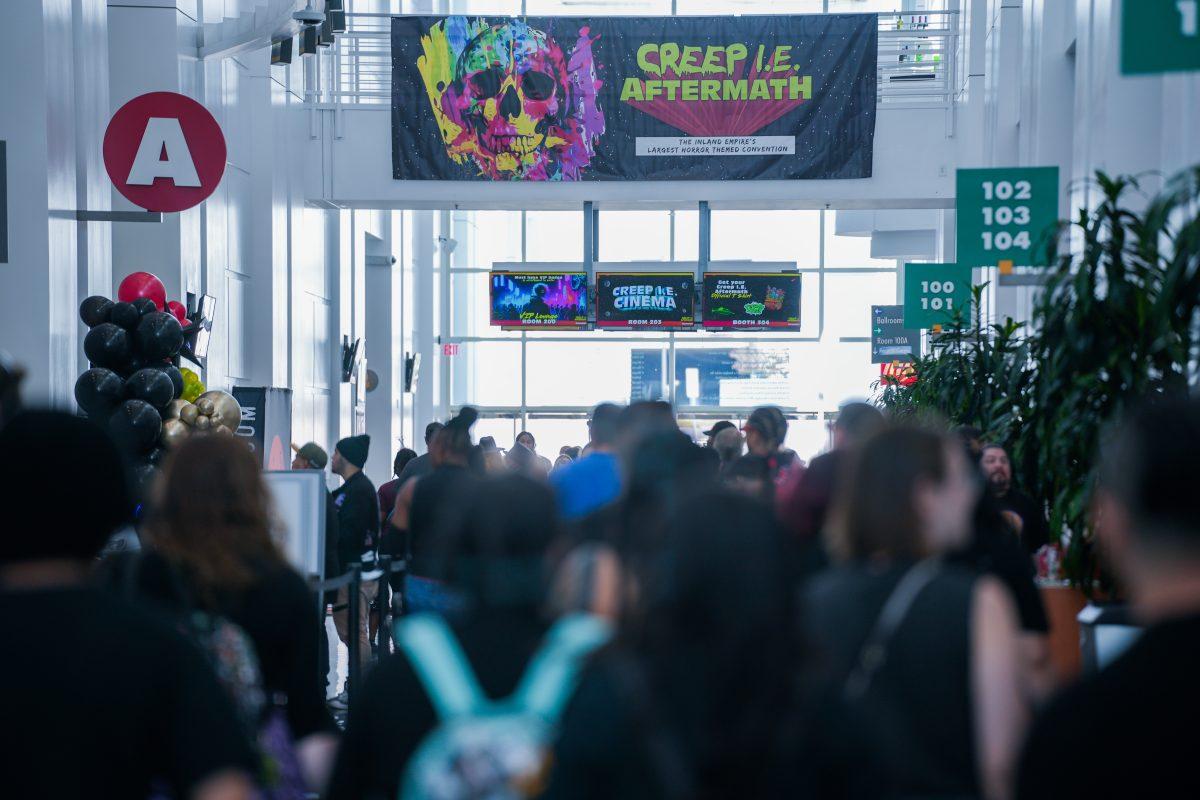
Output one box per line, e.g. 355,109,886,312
75,272,238,491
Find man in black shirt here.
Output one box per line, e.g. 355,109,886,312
981,444,1050,553
0,411,256,800
1018,398,1200,799
331,434,379,687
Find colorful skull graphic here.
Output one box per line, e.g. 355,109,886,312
417,17,605,181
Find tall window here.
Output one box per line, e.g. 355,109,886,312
442,208,907,461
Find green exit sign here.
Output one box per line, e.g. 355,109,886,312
1122,0,1200,74
956,167,1059,270
903,263,972,330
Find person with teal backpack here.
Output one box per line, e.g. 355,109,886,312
328,474,603,800
394,611,611,799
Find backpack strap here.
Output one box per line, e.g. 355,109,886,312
843,558,941,701
511,613,613,723
395,613,488,720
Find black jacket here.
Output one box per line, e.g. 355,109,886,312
332,471,380,569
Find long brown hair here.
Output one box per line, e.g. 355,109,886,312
827,425,950,562
147,433,284,597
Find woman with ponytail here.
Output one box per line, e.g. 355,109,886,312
386,407,482,614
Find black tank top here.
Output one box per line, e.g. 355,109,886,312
803,561,979,798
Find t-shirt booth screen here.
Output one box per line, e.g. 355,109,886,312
596,273,694,329
702,273,801,329
490,272,589,328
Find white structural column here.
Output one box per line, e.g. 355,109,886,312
410,210,440,445
1071,0,1166,211
107,0,201,307
0,0,83,405
73,0,115,310
364,225,403,484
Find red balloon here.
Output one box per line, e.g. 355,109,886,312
166,300,188,326
117,272,166,311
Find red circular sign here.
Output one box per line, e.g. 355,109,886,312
103,92,226,213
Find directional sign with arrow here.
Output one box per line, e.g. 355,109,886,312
871,305,919,364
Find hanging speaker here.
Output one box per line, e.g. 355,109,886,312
270,38,294,65
325,0,344,9
299,25,319,56
329,10,346,33
318,17,333,47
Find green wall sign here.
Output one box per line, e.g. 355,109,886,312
956,167,1059,270
1122,0,1200,75
904,263,972,330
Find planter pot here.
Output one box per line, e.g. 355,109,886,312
1038,584,1089,681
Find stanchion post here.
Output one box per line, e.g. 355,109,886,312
312,573,325,678
377,555,392,657
347,562,363,700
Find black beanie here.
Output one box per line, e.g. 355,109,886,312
336,434,371,469
0,410,133,563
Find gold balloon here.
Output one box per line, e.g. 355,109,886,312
164,399,190,420
161,418,190,448
196,398,216,416
194,414,213,430
179,404,200,426
196,390,242,433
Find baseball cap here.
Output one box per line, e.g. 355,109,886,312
743,407,788,446
291,441,328,469
703,420,737,437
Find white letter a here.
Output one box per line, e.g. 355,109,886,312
126,117,201,187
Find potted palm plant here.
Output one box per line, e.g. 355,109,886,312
877,166,1200,675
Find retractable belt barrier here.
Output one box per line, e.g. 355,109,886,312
309,556,408,702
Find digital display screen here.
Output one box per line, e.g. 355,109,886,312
596,273,694,329
701,273,801,330
490,272,589,328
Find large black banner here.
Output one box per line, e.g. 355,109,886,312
391,14,877,182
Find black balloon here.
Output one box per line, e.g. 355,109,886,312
160,364,184,399
124,368,175,409
109,302,140,330
146,446,167,466
114,355,145,381
135,312,184,361
109,399,162,453
83,323,130,370
74,368,124,416
132,463,158,489
79,296,113,328
131,297,158,316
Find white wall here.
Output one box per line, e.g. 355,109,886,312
0,0,84,406
1009,0,1200,209
984,0,1200,322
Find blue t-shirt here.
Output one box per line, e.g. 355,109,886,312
550,452,622,520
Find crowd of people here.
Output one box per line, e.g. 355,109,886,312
1,379,1198,799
